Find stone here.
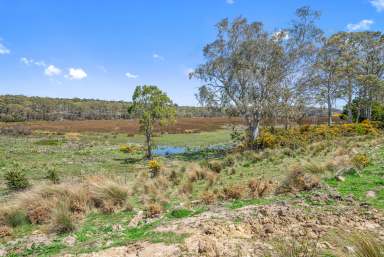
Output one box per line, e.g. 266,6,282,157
335,175,345,182
366,191,376,198
0,249,6,257
63,235,77,247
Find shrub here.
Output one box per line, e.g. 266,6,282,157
51,202,76,233
0,226,12,237
148,160,161,177
119,144,141,153
4,168,30,191
223,156,236,167
5,210,29,227
201,191,216,204
223,185,245,200
207,160,222,173
46,167,60,184
144,203,162,218
352,153,370,170
27,205,51,224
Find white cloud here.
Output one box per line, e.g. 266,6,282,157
20,57,46,67
67,68,87,80
125,72,139,79
370,0,384,12
226,0,235,4
44,65,61,76
0,43,10,55
153,53,164,60
347,19,374,31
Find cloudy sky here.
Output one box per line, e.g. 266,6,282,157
0,0,383,105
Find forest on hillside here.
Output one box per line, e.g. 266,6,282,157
0,95,224,121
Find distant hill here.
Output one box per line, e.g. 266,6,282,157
0,95,224,122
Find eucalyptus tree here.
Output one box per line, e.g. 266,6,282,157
129,85,176,159
353,32,384,121
192,7,323,143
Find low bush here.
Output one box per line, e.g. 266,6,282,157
148,160,161,177
144,203,162,218
0,226,12,237
223,155,236,167
200,191,216,204
223,185,245,200
351,153,370,170
207,160,222,173
46,167,60,184
5,210,29,227
4,168,30,191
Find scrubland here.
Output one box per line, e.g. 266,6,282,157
0,121,383,256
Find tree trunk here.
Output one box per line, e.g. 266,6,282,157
145,129,152,160
249,120,260,144
327,94,332,126
347,84,353,123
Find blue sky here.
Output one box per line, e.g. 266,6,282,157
0,0,383,105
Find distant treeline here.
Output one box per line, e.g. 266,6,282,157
0,95,224,122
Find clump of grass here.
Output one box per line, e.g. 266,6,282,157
335,231,384,257
272,238,319,257
4,168,30,191
88,177,129,214
51,202,76,234
223,185,245,200
303,161,327,174
248,179,271,198
276,165,320,194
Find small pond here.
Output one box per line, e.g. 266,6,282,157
153,145,230,156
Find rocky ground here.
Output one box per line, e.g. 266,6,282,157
60,191,384,257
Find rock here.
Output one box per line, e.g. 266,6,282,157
335,175,345,182
344,245,355,254
263,224,274,234
27,234,51,248
128,211,144,228
0,249,6,257
366,191,376,198
63,235,77,247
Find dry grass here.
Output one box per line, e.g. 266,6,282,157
276,165,320,194
272,238,319,257
144,203,162,218
248,179,272,198
200,191,216,204
223,185,245,200
335,231,384,257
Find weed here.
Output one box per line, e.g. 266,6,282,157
4,168,30,191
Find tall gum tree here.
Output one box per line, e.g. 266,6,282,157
192,7,323,144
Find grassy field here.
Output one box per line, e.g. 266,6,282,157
0,124,383,256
